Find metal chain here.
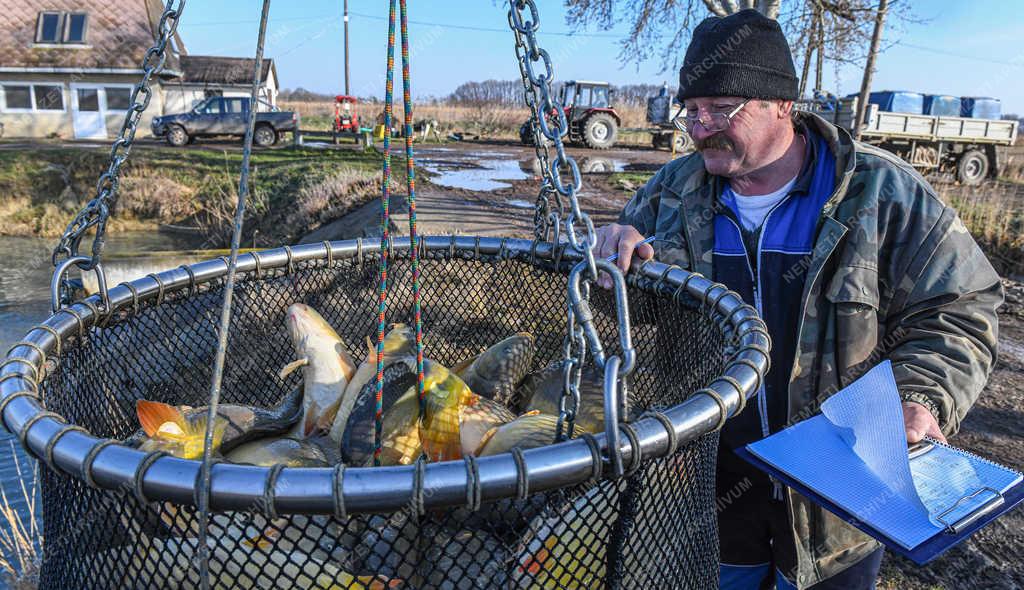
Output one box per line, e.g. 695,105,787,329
508,0,635,444
51,0,186,304
507,9,562,241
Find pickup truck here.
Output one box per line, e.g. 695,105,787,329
151,96,299,147
799,96,1018,185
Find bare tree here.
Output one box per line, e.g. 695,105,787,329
563,0,915,96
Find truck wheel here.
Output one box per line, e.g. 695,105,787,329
166,125,189,147
253,125,277,147
582,113,617,150
957,150,989,186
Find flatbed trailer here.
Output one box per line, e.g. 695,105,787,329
801,97,1019,185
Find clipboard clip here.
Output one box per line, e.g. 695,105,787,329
934,486,1004,534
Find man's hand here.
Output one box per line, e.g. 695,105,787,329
903,401,946,444
594,223,654,289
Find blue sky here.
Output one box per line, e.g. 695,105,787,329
177,1,1024,114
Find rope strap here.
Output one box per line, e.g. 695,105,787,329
332,464,347,520
620,423,643,477
696,387,729,431
62,306,87,339
82,439,118,489
1,358,39,384
132,450,167,504
579,433,602,484
643,411,679,457
43,423,87,470
261,464,285,520
0,391,38,430
463,455,481,512
146,273,166,306
510,447,529,500
410,455,427,516
19,410,62,450
34,325,62,358
713,374,748,415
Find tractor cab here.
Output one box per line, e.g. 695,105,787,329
559,80,618,149
333,95,360,133
520,80,620,149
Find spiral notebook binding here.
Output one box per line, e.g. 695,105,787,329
921,436,1019,476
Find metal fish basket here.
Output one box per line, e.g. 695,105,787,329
1,236,768,589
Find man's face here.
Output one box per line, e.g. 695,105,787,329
683,96,793,177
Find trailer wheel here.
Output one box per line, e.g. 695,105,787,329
582,113,617,150
957,150,989,186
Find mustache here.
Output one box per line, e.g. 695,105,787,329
695,134,734,152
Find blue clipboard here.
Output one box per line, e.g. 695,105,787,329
736,445,1024,565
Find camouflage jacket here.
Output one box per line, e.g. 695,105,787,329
618,112,1003,587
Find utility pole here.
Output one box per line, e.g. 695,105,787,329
344,0,350,95
853,0,889,140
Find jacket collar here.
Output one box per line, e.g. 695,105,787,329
661,112,858,277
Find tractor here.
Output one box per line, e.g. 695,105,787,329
333,95,360,133
520,80,620,150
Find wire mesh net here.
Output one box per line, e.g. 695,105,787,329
37,248,730,589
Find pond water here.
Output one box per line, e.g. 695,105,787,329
0,231,202,550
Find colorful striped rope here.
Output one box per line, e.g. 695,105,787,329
374,0,425,466
373,0,398,467
398,0,426,414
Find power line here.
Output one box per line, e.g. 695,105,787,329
186,11,621,38
347,10,620,37
897,42,1024,68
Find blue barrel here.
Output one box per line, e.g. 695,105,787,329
960,97,1002,119
867,91,924,114
923,95,961,117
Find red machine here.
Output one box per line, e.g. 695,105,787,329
333,95,360,133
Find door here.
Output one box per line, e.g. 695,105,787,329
192,97,224,135
221,97,248,134
71,86,105,139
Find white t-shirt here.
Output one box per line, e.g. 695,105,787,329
721,175,798,232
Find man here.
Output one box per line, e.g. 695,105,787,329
596,9,1002,590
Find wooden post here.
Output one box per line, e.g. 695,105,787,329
798,6,816,98
853,0,889,140
344,0,350,96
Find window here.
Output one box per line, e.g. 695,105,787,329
76,88,99,112
198,99,222,114
36,12,61,43
105,87,132,110
590,87,610,108
223,98,247,113
34,12,88,44
3,85,32,110
64,13,87,43
34,85,64,110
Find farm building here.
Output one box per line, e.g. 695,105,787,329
0,0,278,140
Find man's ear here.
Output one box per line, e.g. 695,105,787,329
778,100,795,119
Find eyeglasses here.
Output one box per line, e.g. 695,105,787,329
673,99,750,133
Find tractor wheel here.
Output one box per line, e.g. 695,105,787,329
253,125,277,147
519,121,533,145
674,131,695,154
956,149,989,186
582,113,617,150
165,125,189,147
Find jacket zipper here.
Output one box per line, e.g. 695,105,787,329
723,194,792,500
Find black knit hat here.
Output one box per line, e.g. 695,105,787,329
677,9,799,102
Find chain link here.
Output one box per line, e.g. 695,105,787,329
52,0,186,305
508,0,634,443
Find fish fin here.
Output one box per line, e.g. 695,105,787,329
136,400,184,438
451,354,478,376
278,357,309,380
334,342,357,381
303,402,320,437
473,425,500,456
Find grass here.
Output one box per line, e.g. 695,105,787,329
0,441,40,590
281,100,653,140
0,144,385,246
